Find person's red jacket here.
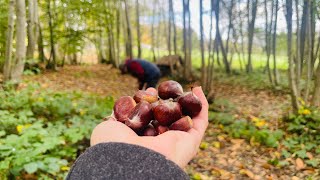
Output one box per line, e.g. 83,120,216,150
125,60,145,81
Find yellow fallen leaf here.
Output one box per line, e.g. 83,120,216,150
274,152,281,159
255,119,267,127
16,124,32,134
16,125,24,134
61,166,70,171
302,109,311,115
217,135,225,142
212,141,221,148
200,142,209,150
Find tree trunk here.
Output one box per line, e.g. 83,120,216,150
124,0,133,59
226,0,234,56
200,0,206,89
168,0,172,55
299,0,308,71
26,0,36,60
3,0,15,82
183,0,191,79
215,0,230,74
304,0,312,102
286,0,300,112
38,23,45,62
151,0,156,62
246,0,258,73
169,0,177,55
312,61,320,106
206,0,214,91
264,0,273,85
116,2,120,65
47,0,56,70
10,0,26,85
187,0,192,79
136,0,141,58
238,0,245,72
272,0,279,85
295,0,301,94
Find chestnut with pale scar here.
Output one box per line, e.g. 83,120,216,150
108,80,202,135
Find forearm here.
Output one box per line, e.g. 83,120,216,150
67,142,189,180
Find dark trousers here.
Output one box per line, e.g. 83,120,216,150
139,75,160,90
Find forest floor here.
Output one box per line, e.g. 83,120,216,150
23,65,319,180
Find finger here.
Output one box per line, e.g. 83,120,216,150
190,86,209,138
90,121,138,146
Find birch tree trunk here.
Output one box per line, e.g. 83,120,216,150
312,62,320,106
264,0,273,85
200,0,206,89
169,0,177,55
136,0,141,58
246,0,258,73
151,0,156,62
286,0,300,112
295,0,301,94
124,0,133,59
304,0,312,102
10,0,26,84
3,0,15,82
272,0,279,85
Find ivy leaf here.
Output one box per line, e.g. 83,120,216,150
295,149,308,159
0,130,5,137
281,149,291,158
305,159,319,167
24,162,38,174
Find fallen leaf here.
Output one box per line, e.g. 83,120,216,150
239,169,255,179
262,163,272,169
212,141,221,148
295,158,305,170
211,166,233,180
217,135,225,142
306,152,313,160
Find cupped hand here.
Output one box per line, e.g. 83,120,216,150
90,87,209,168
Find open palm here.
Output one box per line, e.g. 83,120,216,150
90,86,209,168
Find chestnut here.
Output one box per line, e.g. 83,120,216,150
158,80,183,100
133,90,158,103
153,99,182,126
143,125,158,136
113,96,136,123
125,101,153,132
177,91,202,117
169,116,193,132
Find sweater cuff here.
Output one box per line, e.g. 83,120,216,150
67,142,189,180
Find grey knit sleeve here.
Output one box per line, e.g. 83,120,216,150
66,142,189,180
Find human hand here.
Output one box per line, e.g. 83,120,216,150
90,87,209,168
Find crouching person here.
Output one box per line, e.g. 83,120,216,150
120,58,161,89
